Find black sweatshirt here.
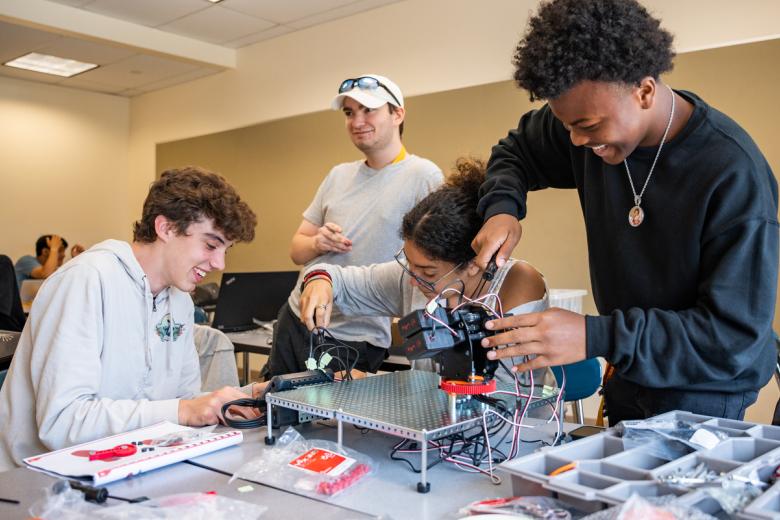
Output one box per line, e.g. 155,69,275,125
477,90,779,393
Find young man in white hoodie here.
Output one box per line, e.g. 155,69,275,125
0,166,261,470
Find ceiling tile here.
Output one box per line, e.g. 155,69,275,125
34,37,136,65
47,0,95,6
159,5,275,44
0,0,408,96
118,88,145,97
223,24,294,49
288,0,401,30
74,54,200,88
134,67,219,92
58,75,127,94
81,0,209,28
0,21,63,64
220,0,357,24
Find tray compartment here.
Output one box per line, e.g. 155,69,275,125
604,449,670,470
545,434,626,462
596,481,687,506
747,424,780,442
546,470,621,501
740,483,780,520
704,418,755,431
576,460,650,480
651,452,742,479
650,411,712,424
499,451,571,483
704,438,780,463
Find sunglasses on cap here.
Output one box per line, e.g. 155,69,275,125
338,77,402,107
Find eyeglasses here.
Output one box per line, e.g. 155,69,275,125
394,248,463,294
338,76,402,107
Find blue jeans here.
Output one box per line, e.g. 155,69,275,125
604,375,758,426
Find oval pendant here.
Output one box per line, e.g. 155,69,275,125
628,205,644,227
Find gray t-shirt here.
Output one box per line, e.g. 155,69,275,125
287,154,443,347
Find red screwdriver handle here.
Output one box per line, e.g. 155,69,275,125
88,443,137,461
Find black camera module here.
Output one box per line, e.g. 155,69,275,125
399,304,506,382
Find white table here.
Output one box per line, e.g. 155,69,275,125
190,417,570,520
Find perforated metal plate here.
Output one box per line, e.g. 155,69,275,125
266,371,559,441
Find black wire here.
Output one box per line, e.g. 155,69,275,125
185,459,233,477
220,398,267,429
470,276,488,300
388,394,524,475
309,327,361,379
389,439,449,473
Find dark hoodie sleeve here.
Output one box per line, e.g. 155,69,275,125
477,105,576,221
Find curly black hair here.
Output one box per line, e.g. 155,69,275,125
133,166,257,244
513,0,675,101
401,158,485,265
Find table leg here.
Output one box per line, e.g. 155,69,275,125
418,440,430,493
264,400,275,445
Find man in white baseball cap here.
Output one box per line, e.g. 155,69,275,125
331,74,404,110
262,74,443,379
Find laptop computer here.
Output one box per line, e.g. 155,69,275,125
211,271,299,333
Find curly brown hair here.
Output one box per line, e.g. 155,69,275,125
401,157,485,264
133,166,257,244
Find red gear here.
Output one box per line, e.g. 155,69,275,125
440,378,496,395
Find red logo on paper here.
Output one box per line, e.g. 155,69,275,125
288,448,348,475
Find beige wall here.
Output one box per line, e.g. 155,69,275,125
1,76,130,261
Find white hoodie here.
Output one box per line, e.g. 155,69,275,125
0,239,201,470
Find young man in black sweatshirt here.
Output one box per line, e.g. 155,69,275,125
473,0,778,423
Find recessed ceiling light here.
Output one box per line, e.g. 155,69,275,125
4,52,98,78
207,0,224,3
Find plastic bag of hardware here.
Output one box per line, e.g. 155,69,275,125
459,495,585,518
581,494,717,520
29,480,94,520
615,419,727,460
231,427,375,498
30,486,267,520
702,481,763,515
657,459,767,513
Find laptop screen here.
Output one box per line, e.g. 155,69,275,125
211,271,299,332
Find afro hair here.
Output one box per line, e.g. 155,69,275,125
513,0,675,101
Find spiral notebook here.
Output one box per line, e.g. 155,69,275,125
24,421,242,486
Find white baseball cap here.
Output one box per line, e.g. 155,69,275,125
331,74,404,110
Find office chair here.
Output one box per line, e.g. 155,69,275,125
772,332,780,426
0,330,21,390
551,358,602,424
193,325,240,391
0,255,25,331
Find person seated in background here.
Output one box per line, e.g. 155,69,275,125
14,234,85,288
298,158,548,382
0,166,265,471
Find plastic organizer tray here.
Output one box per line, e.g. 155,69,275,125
499,410,780,518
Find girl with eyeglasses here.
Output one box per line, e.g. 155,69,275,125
299,158,549,380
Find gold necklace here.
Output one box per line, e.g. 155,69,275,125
624,84,676,227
